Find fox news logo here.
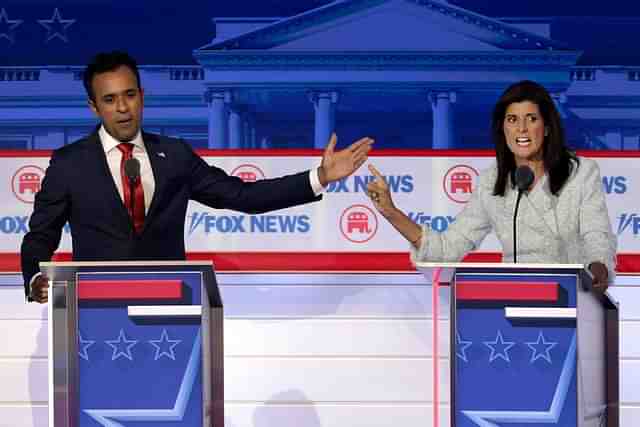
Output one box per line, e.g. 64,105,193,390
339,204,378,243
12,165,46,204
188,212,310,234
408,212,455,232
601,176,627,194
327,174,413,193
230,164,265,182
617,213,640,236
443,165,479,204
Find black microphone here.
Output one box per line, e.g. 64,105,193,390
514,165,534,193
124,158,140,230
124,157,140,184
513,165,534,263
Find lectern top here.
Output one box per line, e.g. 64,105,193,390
40,260,214,268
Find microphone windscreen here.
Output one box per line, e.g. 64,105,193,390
124,157,141,181
514,165,534,192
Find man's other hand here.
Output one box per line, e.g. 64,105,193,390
30,275,50,304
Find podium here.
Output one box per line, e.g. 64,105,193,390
42,261,223,427
416,262,619,427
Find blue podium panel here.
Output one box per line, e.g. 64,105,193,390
454,273,578,427
76,271,204,426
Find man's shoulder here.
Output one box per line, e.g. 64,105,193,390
52,132,98,159
142,132,191,153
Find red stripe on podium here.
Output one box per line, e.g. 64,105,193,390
77,280,183,300
455,281,559,301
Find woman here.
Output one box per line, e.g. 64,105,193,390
367,80,616,290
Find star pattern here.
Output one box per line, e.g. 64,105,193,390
462,333,577,426
456,330,473,362
78,332,96,361
526,331,558,364
105,329,138,361
37,8,75,43
84,329,202,426
484,330,515,363
149,329,181,361
0,8,23,44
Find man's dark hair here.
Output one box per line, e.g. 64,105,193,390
83,51,141,102
491,80,578,197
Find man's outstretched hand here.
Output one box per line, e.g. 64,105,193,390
318,133,373,187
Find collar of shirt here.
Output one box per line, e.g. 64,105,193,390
98,125,145,154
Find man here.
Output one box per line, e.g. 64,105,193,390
22,51,373,303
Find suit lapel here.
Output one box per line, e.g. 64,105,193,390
499,176,558,237
524,175,559,235
142,132,169,227
87,131,132,227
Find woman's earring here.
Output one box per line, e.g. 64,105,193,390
544,128,549,136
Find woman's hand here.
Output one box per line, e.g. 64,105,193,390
366,164,396,218
588,261,609,293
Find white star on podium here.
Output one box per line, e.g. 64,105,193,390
456,330,473,362
37,8,75,43
106,329,138,361
484,330,515,363
526,331,558,364
78,332,96,361
149,329,181,361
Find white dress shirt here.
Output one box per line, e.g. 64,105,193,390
99,125,155,212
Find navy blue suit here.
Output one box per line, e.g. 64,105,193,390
21,131,321,296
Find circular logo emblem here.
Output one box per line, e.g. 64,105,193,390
230,164,265,182
443,164,479,204
339,204,378,243
12,165,45,204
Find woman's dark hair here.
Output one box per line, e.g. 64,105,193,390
83,51,141,102
491,80,577,196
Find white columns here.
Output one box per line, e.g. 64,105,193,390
310,91,339,149
228,106,244,149
205,89,230,149
429,91,456,149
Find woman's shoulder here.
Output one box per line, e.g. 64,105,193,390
571,156,600,178
477,161,498,191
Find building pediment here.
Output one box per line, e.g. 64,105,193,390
197,0,571,53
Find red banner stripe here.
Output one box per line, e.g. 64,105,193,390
77,280,183,300
0,252,639,273
456,281,559,301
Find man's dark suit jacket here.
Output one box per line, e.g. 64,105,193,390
21,130,321,297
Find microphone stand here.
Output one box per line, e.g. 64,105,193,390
513,191,524,264
512,165,534,263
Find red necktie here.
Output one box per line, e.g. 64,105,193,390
116,143,145,233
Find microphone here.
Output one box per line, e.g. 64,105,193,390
513,165,534,263
124,157,140,184
124,158,141,231
514,165,534,193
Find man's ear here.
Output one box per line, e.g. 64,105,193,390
88,98,99,116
